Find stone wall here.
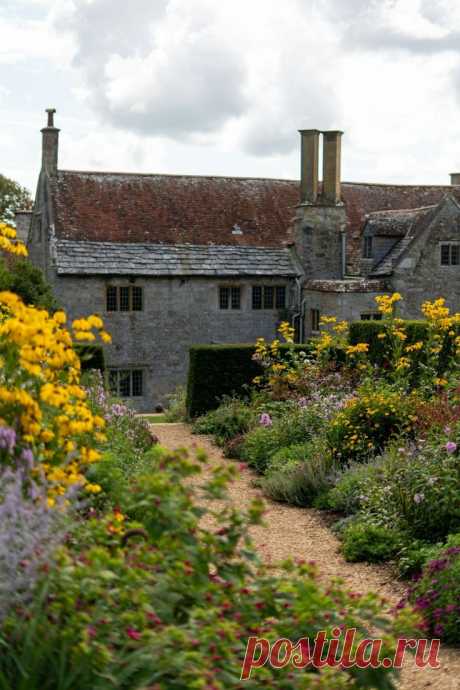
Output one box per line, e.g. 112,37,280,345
303,284,386,336
51,273,295,411
292,204,347,280
391,197,460,316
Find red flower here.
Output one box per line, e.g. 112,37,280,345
126,627,142,640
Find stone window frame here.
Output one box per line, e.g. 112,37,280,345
251,285,287,310
219,285,241,310
440,242,460,267
108,368,144,397
106,285,144,312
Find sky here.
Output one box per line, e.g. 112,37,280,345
2,0,460,193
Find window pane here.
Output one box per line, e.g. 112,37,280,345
361,313,371,321
119,370,131,397
263,286,274,309
219,287,229,309
441,245,450,265
108,370,118,395
275,286,286,309
363,236,373,259
132,286,143,311
311,309,320,332
106,286,118,311
120,287,130,311
451,245,460,266
132,370,143,396
231,287,241,309
252,286,262,309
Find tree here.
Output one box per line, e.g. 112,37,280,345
0,258,56,311
0,175,32,226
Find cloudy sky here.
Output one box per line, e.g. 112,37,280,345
2,0,460,193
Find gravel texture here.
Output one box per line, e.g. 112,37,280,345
154,423,460,690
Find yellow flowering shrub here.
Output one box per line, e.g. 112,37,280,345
0,226,112,503
0,222,28,257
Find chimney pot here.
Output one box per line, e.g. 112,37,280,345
41,108,60,177
299,129,320,204
322,130,343,205
450,173,460,186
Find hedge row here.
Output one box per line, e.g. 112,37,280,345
348,320,429,366
186,343,314,417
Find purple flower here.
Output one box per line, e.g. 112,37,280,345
413,493,425,504
0,427,16,453
259,413,272,427
445,441,457,454
444,426,451,435
20,448,34,469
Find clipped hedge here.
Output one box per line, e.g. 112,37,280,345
74,344,105,372
348,320,429,366
187,343,314,417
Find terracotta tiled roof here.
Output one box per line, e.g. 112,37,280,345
51,171,299,248
50,171,460,273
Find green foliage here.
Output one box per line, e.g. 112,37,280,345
396,540,441,579
0,258,56,310
327,383,419,464
192,397,255,445
241,407,322,473
341,521,402,563
0,443,418,690
348,320,428,367
75,344,105,372
404,533,460,643
164,386,187,422
186,343,313,417
325,461,383,515
262,440,336,506
0,174,32,225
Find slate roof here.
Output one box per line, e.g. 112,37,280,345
362,206,435,238
54,239,299,277
50,170,460,275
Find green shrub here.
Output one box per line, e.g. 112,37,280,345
348,320,428,367
403,533,460,643
341,521,402,563
0,445,418,690
192,398,255,445
396,540,441,579
325,461,383,515
186,343,314,417
164,386,187,422
241,407,322,473
262,440,335,506
327,383,419,463
0,257,56,310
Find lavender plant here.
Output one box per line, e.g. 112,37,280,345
0,468,68,622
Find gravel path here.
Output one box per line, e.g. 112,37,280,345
154,423,460,690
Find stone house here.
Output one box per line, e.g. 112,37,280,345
24,111,460,410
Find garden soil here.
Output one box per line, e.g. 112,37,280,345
154,423,460,690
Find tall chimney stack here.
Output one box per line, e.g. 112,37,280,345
299,129,320,203
41,108,59,177
450,173,460,186
322,130,343,205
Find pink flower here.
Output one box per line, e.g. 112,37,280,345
259,413,272,427
445,441,457,454
126,627,142,640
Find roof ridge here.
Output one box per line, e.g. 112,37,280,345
57,169,299,184
365,204,437,217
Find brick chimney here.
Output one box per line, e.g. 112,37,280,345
41,108,59,177
450,173,460,185
299,129,320,203
322,130,343,205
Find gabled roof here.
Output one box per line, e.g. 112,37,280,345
370,195,459,277
54,239,298,277
50,170,460,248
362,206,435,239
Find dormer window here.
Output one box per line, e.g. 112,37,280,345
363,236,373,259
440,243,459,266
